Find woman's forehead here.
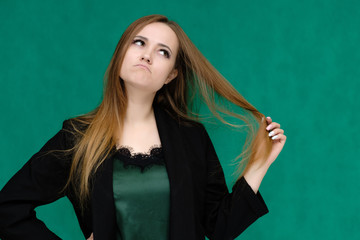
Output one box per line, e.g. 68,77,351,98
135,22,179,51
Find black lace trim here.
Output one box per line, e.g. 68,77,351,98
114,145,165,172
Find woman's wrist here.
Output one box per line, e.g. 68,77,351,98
243,161,271,194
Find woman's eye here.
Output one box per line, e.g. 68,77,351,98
133,39,145,46
159,49,170,58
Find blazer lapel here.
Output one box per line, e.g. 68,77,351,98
154,105,199,239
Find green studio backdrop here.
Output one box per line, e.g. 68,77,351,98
1,0,359,239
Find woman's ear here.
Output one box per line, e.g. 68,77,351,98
165,69,178,84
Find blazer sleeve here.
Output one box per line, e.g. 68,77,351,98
202,127,269,240
0,120,75,240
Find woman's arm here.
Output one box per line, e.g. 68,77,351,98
0,121,74,239
244,116,287,193
203,116,286,240
202,128,268,240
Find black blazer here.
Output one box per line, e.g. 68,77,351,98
0,104,268,240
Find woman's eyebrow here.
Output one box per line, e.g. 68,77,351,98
134,35,173,55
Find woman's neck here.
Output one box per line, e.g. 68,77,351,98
124,86,156,125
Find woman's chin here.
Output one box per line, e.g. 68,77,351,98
123,80,161,95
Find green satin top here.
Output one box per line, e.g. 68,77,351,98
112,145,170,240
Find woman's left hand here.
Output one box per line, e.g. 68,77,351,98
265,116,287,166
243,116,286,193
87,233,93,240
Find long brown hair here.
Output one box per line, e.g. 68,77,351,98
64,14,272,207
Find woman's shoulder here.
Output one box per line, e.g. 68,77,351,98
159,107,209,143
155,104,205,129
62,116,91,133
59,117,91,148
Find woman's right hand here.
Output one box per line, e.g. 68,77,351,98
87,233,93,240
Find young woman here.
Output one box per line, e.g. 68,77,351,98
0,15,286,240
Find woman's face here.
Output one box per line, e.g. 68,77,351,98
120,22,179,94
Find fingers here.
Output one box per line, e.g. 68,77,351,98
265,117,280,131
265,116,285,141
270,132,286,141
266,116,272,124
268,128,284,139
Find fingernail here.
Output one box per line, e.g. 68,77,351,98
269,131,274,137
266,125,271,130
272,135,278,140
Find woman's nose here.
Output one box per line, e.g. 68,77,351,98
141,53,152,64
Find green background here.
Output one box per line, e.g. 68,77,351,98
1,0,359,239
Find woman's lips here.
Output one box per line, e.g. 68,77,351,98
134,64,151,73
